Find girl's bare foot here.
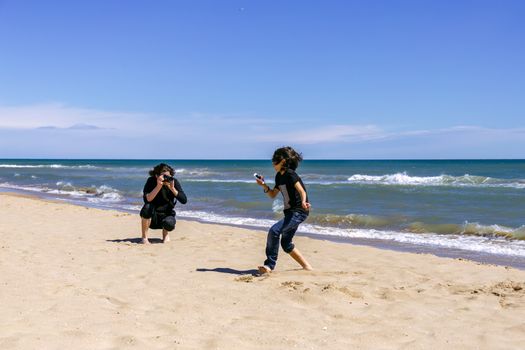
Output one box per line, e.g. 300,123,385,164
162,235,170,243
258,265,272,274
289,248,312,271
141,238,150,244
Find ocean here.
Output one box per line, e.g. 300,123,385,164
1,159,525,268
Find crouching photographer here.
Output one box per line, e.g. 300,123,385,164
140,163,187,244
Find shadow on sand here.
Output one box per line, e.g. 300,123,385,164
196,267,259,276
107,237,164,244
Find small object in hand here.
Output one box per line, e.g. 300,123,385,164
163,175,174,182
254,173,264,181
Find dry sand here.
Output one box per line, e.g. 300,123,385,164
1,193,524,349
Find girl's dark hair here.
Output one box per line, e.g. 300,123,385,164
272,146,303,170
149,163,174,177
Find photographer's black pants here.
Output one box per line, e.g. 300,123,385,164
140,203,176,231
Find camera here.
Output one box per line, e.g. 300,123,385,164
163,175,174,182
254,173,264,182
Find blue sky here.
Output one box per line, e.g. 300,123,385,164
0,0,524,159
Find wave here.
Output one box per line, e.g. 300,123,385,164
306,213,525,240
153,172,525,188
175,210,525,257
308,213,398,228
175,168,219,177
408,222,525,240
347,172,525,189
0,182,123,203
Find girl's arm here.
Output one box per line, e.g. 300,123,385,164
256,177,280,198
263,184,280,199
294,181,311,210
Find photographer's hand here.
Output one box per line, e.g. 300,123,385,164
168,180,178,196
156,175,164,187
145,175,164,202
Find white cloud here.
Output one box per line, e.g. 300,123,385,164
254,124,386,144
37,123,106,130
0,103,153,132
0,104,272,137
391,125,525,140
1,103,524,158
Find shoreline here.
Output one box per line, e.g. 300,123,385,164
1,189,524,270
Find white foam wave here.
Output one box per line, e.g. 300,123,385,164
179,210,277,228
122,204,143,211
86,185,123,203
175,210,525,258
302,225,525,257
176,168,218,177
272,198,284,213
0,182,50,193
158,173,525,188
0,182,123,203
347,172,525,189
462,222,525,239
87,192,123,203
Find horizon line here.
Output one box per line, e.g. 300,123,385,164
0,158,524,161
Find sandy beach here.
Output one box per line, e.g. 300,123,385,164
1,193,524,349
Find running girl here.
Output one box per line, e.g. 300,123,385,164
255,146,313,273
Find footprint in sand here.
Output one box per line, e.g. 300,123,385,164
235,275,254,283
446,280,525,308
281,281,304,291
318,283,364,298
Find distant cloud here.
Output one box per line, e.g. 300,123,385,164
254,124,386,144
390,126,525,140
0,103,151,132
36,123,106,130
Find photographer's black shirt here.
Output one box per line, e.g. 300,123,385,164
274,169,308,215
143,176,187,213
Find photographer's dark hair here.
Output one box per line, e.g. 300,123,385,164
149,163,174,177
272,146,303,170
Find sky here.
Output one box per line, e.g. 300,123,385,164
0,0,524,159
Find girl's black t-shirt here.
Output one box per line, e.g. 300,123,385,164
274,169,309,214
142,176,187,213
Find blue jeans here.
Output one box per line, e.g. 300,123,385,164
264,210,308,270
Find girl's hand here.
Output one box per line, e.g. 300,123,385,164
255,177,265,186
156,175,164,187
302,201,311,210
